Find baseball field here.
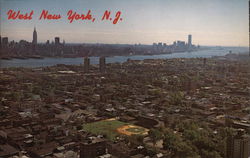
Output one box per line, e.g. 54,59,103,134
83,118,149,140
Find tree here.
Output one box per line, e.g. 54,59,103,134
169,91,184,106
162,128,199,157
148,129,163,146
128,134,144,145
201,149,222,158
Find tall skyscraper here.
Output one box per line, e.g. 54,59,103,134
188,34,192,48
32,27,37,45
2,37,8,47
55,37,60,45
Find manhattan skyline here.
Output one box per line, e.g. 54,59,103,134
0,0,249,47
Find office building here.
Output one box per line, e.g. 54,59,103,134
80,138,106,158
84,57,90,73
2,37,9,48
227,130,250,158
32,27,37,45
55,37,60,45
188,34,192,48
177,40,186,50
99,57,106,73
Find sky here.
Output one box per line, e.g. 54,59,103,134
0,0,249,46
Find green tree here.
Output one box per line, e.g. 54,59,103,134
148,129,163,146
163,128,199,157
128,134,144,145
169,91,184,106
201,149,222,158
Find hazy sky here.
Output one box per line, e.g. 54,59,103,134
0,0,248,46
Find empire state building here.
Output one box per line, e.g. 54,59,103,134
32,27,37,45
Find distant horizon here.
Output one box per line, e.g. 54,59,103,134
1,36,249,48
0,35,250,48
1,0,249,47
1,28,249,47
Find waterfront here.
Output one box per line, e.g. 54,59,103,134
0,46,248,68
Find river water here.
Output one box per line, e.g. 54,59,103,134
0,47,248,68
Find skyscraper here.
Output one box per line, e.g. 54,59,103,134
32,27,37,45
2,37,8,47
188,34,192,48
55,37,60,45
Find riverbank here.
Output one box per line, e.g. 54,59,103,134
0,47,248,68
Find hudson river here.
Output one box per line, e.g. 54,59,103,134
0,47,248,68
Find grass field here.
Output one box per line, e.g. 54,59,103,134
83,118,148,140
83,119,129,140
